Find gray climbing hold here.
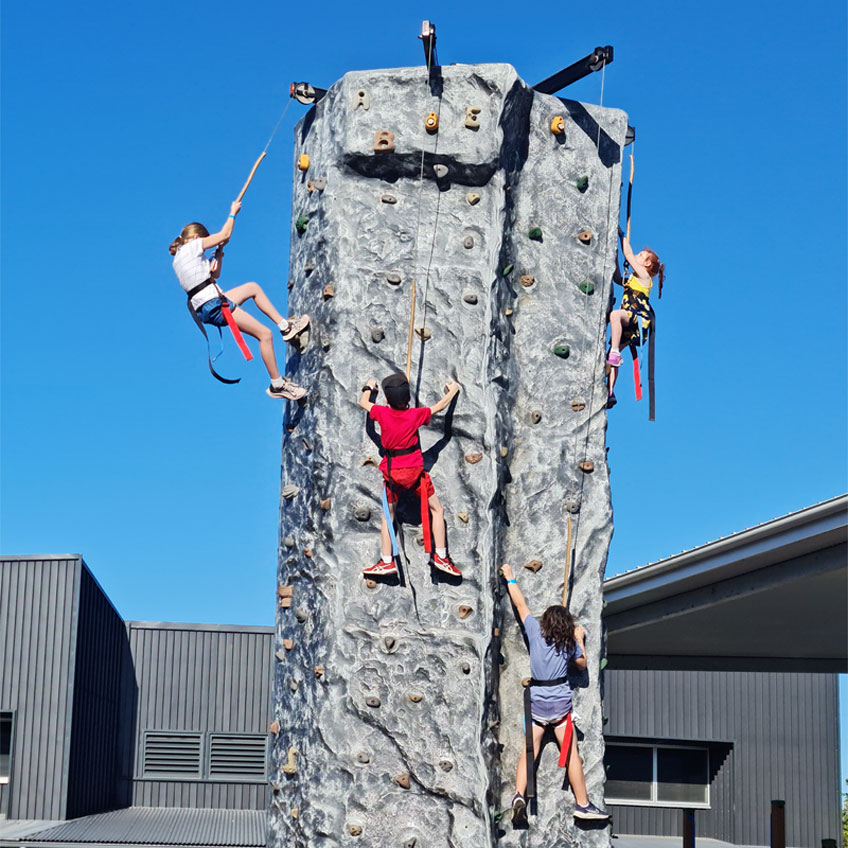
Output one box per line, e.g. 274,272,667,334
383,635,397,651
288,679,299,692
463,236,474,249
461,662,471,674
295,608,308,622
465,106,481,129
404,839,417,848
433,164,449,179
321,337,331,351
356,751,370,764
354,505,371,522
415,327,432,341
371,327,385,343
386,271,402,285
462,292,478,305
353,89,370,110
275,650,286,662
313,177,327,191
365,696,381,708
381,194,397,204
283,535,295,548
565,500,581,514
439,759,454,772
530,410,542,424
282,485,300,500
466,192,481,205
301,438,313,452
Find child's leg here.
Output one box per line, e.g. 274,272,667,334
554,724,590,806
380,497,396,559
609,309,631,351
514,723,546,795
428,493,446,550
226,282,285,325
608,362,618,394
231,307,280,380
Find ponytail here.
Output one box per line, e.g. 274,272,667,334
643,248,665,300
169,222,209,255
657,262,665,299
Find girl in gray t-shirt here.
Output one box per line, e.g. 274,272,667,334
501,564,609,823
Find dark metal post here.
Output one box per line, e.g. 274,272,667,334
682,808,695,848
821,840,836,848
770,800,785,848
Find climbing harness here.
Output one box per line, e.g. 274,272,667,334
522,679,575,800
380,440,433,557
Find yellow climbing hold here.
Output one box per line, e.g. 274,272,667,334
297,154,309,171
425,112,439,132
551,116,565,135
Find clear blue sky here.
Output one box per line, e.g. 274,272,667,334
1,0,845,781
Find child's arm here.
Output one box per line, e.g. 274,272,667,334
500,564,530,622
202,200,242,250
429,380,460,415
620,232,639,269
359,378,378,412
572,624,588,670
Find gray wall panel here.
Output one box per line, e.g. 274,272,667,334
605,669,840,847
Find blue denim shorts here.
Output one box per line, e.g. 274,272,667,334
197,297,237,327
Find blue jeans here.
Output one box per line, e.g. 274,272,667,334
197,297,237,327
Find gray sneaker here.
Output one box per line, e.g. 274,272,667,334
573,800,609,820
281,314,310,342
266,378,307,400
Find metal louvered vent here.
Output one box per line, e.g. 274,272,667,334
209,733,267,779
142,731,202,777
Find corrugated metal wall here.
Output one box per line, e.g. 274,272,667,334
0,557,80,820
604,669,841,847
66,565,130,817
127,624,273,810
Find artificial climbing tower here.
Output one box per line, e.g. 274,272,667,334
269,59,626,848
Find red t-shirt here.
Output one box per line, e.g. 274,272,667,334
369,405,432,472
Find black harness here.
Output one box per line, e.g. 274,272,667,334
185,279,240,384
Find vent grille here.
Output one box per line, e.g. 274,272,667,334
143,732,202,777
209,734,267,778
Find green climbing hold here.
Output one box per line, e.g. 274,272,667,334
553,344,570,359
600,657,608,670
502,264,514,275
578,280,595,295
528,227,543,241
575,176,589,193
295,214,309,234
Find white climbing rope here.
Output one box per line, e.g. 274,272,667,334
263,98,293,155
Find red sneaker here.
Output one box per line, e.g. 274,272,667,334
363,559,398,576
430,553,461,577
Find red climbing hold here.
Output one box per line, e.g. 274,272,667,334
220,302,253,362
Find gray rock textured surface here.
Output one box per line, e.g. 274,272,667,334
269,63,626,848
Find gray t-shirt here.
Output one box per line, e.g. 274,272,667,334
524,613,583,721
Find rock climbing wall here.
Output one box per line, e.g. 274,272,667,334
269,63,626,848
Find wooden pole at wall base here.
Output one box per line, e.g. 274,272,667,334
770,800,785,848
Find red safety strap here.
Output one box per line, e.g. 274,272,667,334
632,352,642,401
220,303,253,362
420,472,432,554
557,712,574,768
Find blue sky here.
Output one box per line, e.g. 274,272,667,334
1,0,845,781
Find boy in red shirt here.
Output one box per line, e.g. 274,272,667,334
359,373,461,577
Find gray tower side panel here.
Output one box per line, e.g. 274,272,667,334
0,558,79,820
271,63,623,848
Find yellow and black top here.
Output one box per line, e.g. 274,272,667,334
621,274,654,346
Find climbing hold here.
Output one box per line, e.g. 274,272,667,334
365,696,381,708
320,497,332,511
304,549,313,558
466,192,481,205
373,130,395,152
500,446,509,458
383,635,396,651
365,579,377,589
577,230,592,244
283,536,295,548
414,532,425,547
301,438,313,453
461,661,471,674
381,194,397,204
370,327,384,343
269,720,280,735
577,280,595,295
291,808,299,819
385,271,402,285
306,181,315,194
282,745,297,774
520,275,535,287
521,676,531,688
457,512,469,523
297,154,309,171
575,176,589,193
280,597,292,610
349,825,363,837
425,112,439,132
553,344,570,359
600,657,608,671
353,89,370,110
565,500,581,514
314,665,324,678
439,760,454,772
404,839,417,848
504,308,514,317
465,453,483,464
313,178,327,191
528,226,543,241
458,605,473,619
288,679,298,692
323,284,335,300
502,264,514,275
463,236,474,249
530,410,542,424
356,751,370,764
304,260,315,274
283,638,294,650
465,106,482,129
362,456,379,468
571,400,586,412
579,461,595,473
275,650,286,662
295,608,308,622
295,214,309,234
354,505,371,522
415,327,432,341
524,560,543,573
462,292,478,305
433,164,449,179
282,485,300,500
395,773,411,789
407,692,423,703
550,115,565,135
321,337,331,351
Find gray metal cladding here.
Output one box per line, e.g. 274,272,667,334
604,669,840,845
0,557,80,820
127,623,273,810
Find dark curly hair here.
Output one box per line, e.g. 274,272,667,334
539,605,576,654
